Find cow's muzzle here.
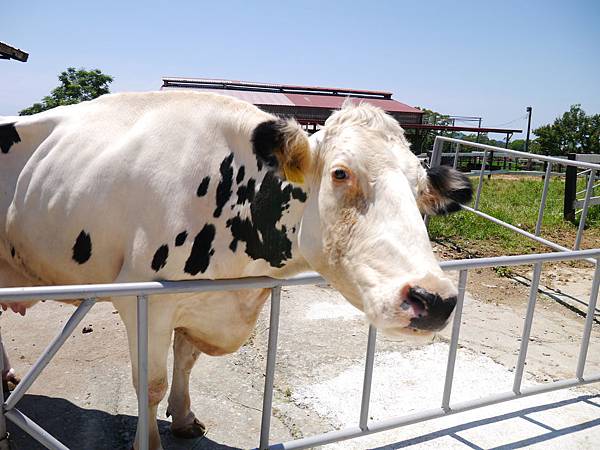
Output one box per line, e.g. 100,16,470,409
404,286,457,331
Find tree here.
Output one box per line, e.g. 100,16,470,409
533,104,600,156
458,133,505,148
413,107,454,153
19,67,113,115
508,138,541,153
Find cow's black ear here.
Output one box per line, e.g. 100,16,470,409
418,165,473,215
252,119,310,184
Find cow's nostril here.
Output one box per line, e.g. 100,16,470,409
407,286,457,331
403,289,428,318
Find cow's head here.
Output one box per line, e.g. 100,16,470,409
252,103,472,336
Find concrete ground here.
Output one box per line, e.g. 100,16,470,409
1,269,600,450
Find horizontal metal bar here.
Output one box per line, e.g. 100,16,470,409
2,250,600,303
0,274,324,302
465,170,565,178
574,196,600,210
436,137,600,170
273,373,600,449
461,205,583,256
4,409,69,450
439,248,600,270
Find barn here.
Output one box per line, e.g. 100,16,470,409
160,77,520,154
160,77,424,132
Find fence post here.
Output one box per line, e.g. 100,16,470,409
564,153,577,222
259,286,282,450
0,329,7,450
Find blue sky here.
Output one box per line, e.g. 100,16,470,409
2,0,599,138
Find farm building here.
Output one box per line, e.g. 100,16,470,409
160,77,521,153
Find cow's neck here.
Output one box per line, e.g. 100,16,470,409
221,166,311,279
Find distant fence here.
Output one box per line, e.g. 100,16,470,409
429,144,569,175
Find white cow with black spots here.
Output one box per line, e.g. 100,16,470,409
0,91,471,449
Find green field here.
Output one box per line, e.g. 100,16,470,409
428,176,600,256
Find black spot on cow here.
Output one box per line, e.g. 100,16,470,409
184,224,216,275
291,186,307,202
236,166,245,184
196,176,210,197
72,230,92,264
10,246,15,258
175,231,188,247
213,154,234,218
151,245,169,272
236,178,256,205
0,123,21,154
226,172,307,268
291,227,296,234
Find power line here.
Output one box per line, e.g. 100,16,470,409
486,114,528,128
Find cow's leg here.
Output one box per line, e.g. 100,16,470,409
166,329,205,438
113,296,175,450
0,261,38,391
1,337,20,393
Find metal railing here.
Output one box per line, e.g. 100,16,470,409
1,250,600,450
1,137,599,449
431,137,600,253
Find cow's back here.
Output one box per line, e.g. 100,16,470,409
1,91,280,286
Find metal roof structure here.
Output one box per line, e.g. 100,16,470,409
407,123,522,134
161,77,424,126
160,77,521,153
0,41,28,62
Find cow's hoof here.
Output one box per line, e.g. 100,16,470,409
2,373,20,397
171,418,207,439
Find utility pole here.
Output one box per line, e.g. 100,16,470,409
524,106,532,152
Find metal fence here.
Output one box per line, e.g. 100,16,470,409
1,137,600,450
431,136,600,253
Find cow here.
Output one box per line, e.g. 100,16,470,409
0,91,472,449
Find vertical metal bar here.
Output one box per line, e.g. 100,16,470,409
441,270,468,411
431,138,443,168
137,294,149,450
424,138,443,228
359,325,377,431
0,329,7,446
535,163,553,236
513,263,543,394
576,259,600,379
259,286,282,450
5,298,96,410
453,143,461,169
574,169,596,250
474,150,487,210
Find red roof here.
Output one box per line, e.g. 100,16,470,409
161,77,424,115
283,93,422,114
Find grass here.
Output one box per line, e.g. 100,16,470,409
428,175,600,256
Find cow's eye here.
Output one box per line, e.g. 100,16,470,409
332,168,348,181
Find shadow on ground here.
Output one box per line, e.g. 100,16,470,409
5,394,240,450
369,394,600,450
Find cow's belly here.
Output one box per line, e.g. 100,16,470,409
173,288,270,355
